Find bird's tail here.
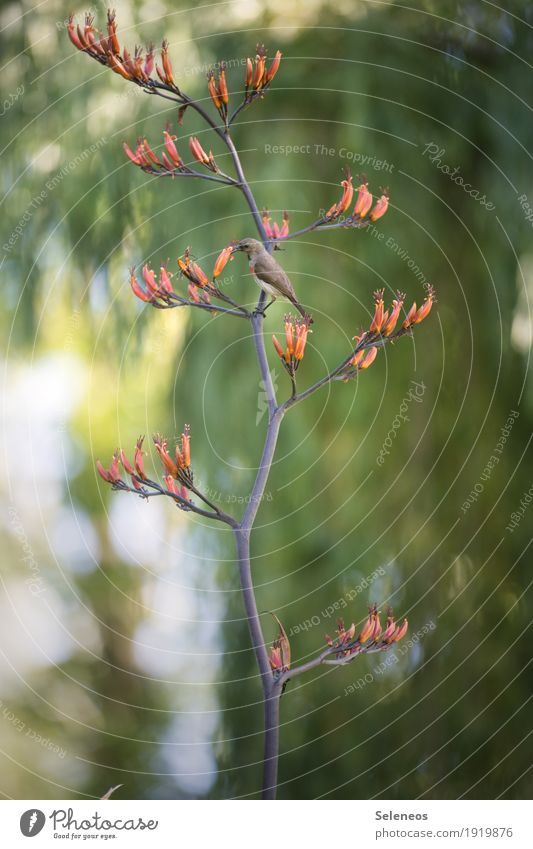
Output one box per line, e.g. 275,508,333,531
289,295,314,324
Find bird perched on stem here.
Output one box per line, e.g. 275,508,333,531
234,238,312,322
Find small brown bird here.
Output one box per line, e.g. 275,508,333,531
234,238,311,320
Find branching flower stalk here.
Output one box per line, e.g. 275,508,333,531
70,11,434,800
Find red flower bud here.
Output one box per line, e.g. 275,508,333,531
163,130,182,166
134,437,147,479
119,449,135,476
123,142,142,165
130,269,152,302
96,460,113,483
159,265,174,294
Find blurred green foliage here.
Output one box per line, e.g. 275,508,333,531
1,0,532,800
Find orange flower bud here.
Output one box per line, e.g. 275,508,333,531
213,245,233,278
269,644,282,671
294,318,310,361
358,610,375,643
284,318,295,356
335,174,354,216
279,211,289,238
67,15,85,50
141,138,160,166
130,269,152,302
253,44,267,89
272,335,285,359
392,619,408,642
181,426,191,468
207,71,222,109
107,53,132,80
219,66,229,105
165,475,188,500
381,609,397,643
154,434,177,477
144,45,155,77
107,10,120,55
360,346,378,369
188,283,201,303
163,130,182,166
350,349,365,367
159,265,174,294
413,286,434,324
123,142,142,165
119,449,135,476
96,460,113,483
370,289,385,333
266,50,282,83
382,292,405,336
189,136,210,166
402,302,417,329
161,153,175,172
134,437,146,479
161,39,175,86
245,58,253,88
142,264,160,296
191,261,209,287
353,180,369,215
369,191,389,222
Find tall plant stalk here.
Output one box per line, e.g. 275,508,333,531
71,11,433,800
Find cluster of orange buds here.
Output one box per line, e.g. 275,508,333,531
188,136,219,173
325,172,354,219
272,315,311,375
207,64,229,121
244,45,282,100
353,178,388,223
97,437,146,493
268,615,291,675
153,427,193,489
325,605,408,659
177,248,213,304
369,286,434,336
129,264,174,304
262,209,289,240
123,130,186,174
341,285,434,380
321,174,389,227
347,336,379,372
401,284,435,329
67,12,174,88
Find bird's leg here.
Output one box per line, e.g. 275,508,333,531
253,298,276,318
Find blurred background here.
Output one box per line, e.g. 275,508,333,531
1,0,532,800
